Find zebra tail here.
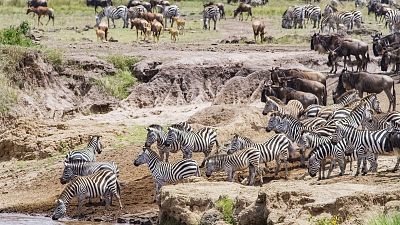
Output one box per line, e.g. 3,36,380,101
116,180,121,196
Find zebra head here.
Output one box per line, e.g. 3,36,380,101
266,112,282,132
307,154,319,178
227,134,244,154
275,117,289,134
164,127,179,147
298,132,311,151
262,96,278,115
51,199,67,220
133,147,152,166
204,157,218,177
145,125,163,147
59,163,76,184
344,141,356,156
89,136,103,154
332,122,345,143
367,94,382,113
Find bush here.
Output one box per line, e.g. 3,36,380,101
95,70,136,99
216,196,235,224
0,21,34,47
105,55,141,71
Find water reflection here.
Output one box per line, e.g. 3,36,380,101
0,213,116,225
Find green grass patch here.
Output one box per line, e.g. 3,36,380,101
216,196,235,224
95,70,136,99
114,125,148,150
312,216,340,225
0,72,18,115
368,213,400,225
41,48,64,70
0,21,34,47
104,55,141,71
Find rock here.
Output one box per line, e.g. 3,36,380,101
384,200,400,214
66,55,116,75
117,211,158,225
200,209,223,225
236,192,269,225
131,60,162,83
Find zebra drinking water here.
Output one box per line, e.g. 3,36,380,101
96,5,129,28
133,147,200,201
51,170,122,220
65,136,102,163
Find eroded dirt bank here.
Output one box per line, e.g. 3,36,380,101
1,43,400,225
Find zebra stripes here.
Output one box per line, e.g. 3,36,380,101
144,123,192,162
351,10,363,29
362,112,400,130
96,5,129,28
204,147,262,185
65,136,102,163
262,96,304,118
128,5,147,20
334,122,393,176
304,4,321,28
203,5,220,30
227,133,293,178
133,147,200,199
384,9,399,32
164,127,219,161
321,11,353,32
162,5,179,27
308,139,346,180
60,161,119,184
51,170,122,220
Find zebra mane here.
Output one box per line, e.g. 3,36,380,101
266,96,285,106
144,146,161,160
269,111,285,118
233,133,253,143
361,93,377,102
148,124,163,131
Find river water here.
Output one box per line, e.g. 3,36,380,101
0,213,117,225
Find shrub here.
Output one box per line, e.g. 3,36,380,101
216,196,235,224
105,55,141,71
0,21,34,47
95,70,136,99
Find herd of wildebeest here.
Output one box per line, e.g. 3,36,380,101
19,0,400,221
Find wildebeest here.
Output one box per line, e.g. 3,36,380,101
262,80,319,108
327,39,370,73
310,33,348,54
335,69,396,111
27,0,47,8
87,0,113,14
372,32,400,56
233,3,252,21
368,2,391,22
381,47,400,72
279,77,327,105
270,67,327,88
252,20,265,43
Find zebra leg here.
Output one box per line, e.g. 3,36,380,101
338,159,345,176
299,149,306,168
258,166,264,186
355,156,362,176
327,159,336,179
284,159,288,179
77,194,85,215
227,167,234,182
362,156,368,176
159,149,165,162
274,158,280,176
392,155,400,172
321,159,326,179
248,165,256,185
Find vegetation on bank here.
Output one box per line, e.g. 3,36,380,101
216,196,235,224
368,213,400,225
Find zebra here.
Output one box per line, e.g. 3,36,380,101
227,133,294,178
304,4,321,28
351,10,363,29
133,147,200,201
203,5,220,30
262,96,304,118
321,11,353,32
164,127,219,163
308,139,346,180
334,122,394,176
144,123,192,162
65,136,102,163
51,170,122,220
384,9,399,32
59,161,119,184
362,111,400,130
291,5,306,29
203,147,262,185
317,90,360,119
127,5,147,20
162,5,179,28
96,5,129,28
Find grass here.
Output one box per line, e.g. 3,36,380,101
0,20,34,47
0,72,18,115
114,125,148,150
368,213,400,225
95,70,137,99
313,216,340,225
216,195,235,224
104,55,141,71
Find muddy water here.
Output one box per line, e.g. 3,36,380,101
0,213,117,225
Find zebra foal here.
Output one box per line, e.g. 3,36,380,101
133,147,200,201
65,135,102,163
51,170,122,220
203,147,262,185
